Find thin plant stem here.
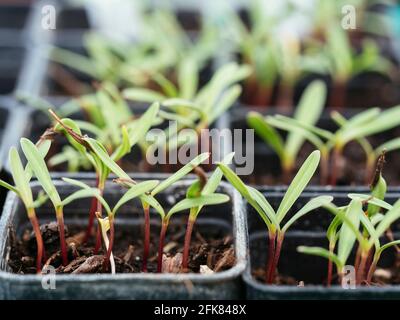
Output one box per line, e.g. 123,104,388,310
357,252,368,285
104,217,115,272
327,242,335,287
269,233,284,284
56,208,68,266
142,202,150,272
182,212,196,271
366,256,379,283
265,232,276,284
29,211,44,273
157,220,168,273
84,174,100,243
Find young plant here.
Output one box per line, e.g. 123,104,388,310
115,152,213,272
218,150,333,283
247,80,327,183
179,152,234,270
299,195,400,286
266,105,400,185
123,62,251,137
62,177,160,274
0,143,51,272
303,24,394,108
48,101,159,244
47,6,217,95
19,138,120,267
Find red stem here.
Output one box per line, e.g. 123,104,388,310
265,232,276,284
357,253,368,285
142,204,150,272
84,196,98,243
93,186,104,255
182,217,195,271
57,212,68,266
268,233,284,284
157,221,168,273
104,218,115,272
29,214,44,273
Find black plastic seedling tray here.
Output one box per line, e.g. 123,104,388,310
244,189,400,299
0,178,246,300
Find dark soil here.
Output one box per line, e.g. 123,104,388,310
7,221,235,275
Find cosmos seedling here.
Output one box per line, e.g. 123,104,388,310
247,81,327,183
218,150,333,283
0,143,50,272
266,105,400,185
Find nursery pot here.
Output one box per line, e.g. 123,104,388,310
244,189,400,299
0,178,247,299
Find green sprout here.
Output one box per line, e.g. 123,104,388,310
123,62,251,135
303,24,394,108
48,101,158,246
47,6,217,95
114,152,214,272
62,178,160,274
19,138,119,267
218,150,333,283
299,195,400,286
266,105,400,185
0,142,50,272
247,80,327,183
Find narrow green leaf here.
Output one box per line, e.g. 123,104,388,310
247,111,285,160
297,246,343,270
276,150,320,222
286,80,326,161
282,196,333,233
85,138,130,180
123,88,166,103
347,194,393,211
338,199,362,265
113,180,159,215
128,102,159,147
151,152,210,196
167,194,229,217
20,139,61,207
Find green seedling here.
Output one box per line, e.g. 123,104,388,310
0,142,51,272
123,62,251,154
19,138,118,267
70,125,212,272
48,6,217,94
48,101,158,246
303,24,394,108
179,152,234,270
299,195,400,286
247,80,327,183
62,178,160,274
115,152,213,272
266,105,400,185
218,150,333,283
